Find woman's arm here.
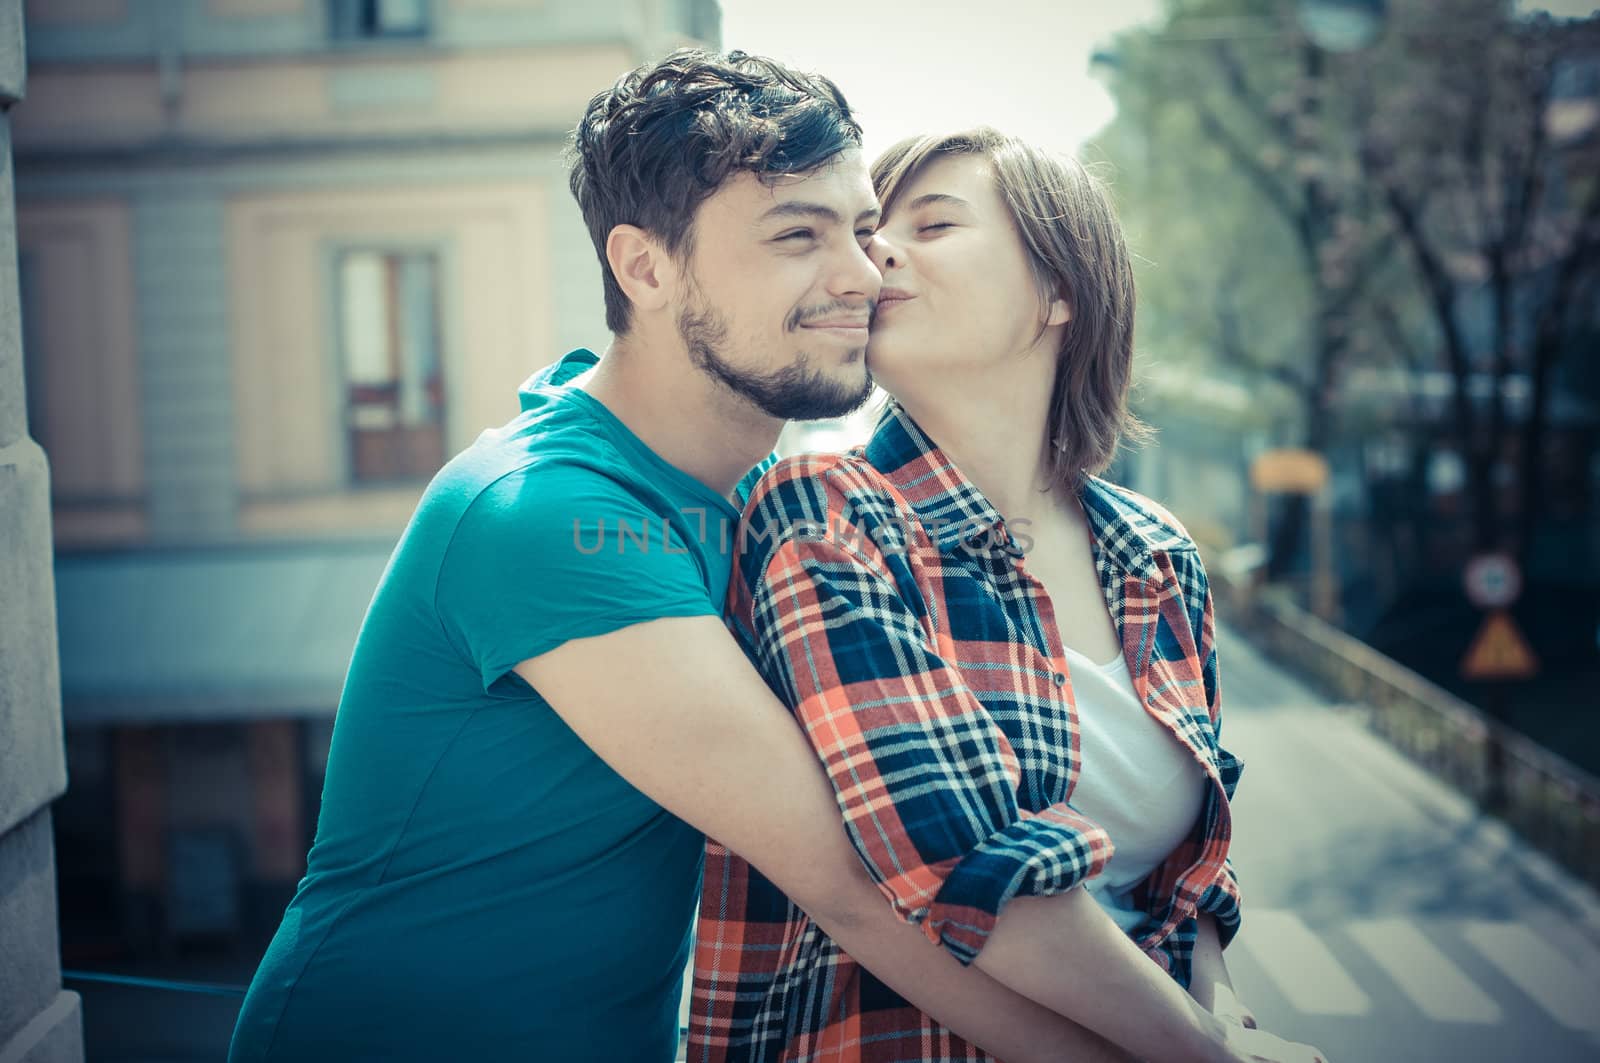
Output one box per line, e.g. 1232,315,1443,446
976,889,1232,1063
722,464,1218,1062
977,896,1330,1063
808,892,1142,1063
727,462,1323,1063
1189,914,1246,1017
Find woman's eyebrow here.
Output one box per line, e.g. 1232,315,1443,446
903,192,972,212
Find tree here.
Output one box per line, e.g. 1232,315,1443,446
1358,1,1600,564
1092,0,1404,579
1093,0,1600,582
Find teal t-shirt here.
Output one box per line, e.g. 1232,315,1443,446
229,349,773,1063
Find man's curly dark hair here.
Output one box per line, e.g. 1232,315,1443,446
568,49,863,334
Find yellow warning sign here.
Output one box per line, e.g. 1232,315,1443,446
1461,610,1539,681
1249,448,1330,495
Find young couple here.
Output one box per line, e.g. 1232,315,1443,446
229,49,1328,1063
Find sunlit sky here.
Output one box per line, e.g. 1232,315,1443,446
718,0,1165,158
718,0,1597,159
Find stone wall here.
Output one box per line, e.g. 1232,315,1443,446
0,0,84,1058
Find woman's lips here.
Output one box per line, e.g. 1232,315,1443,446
875,289,914,315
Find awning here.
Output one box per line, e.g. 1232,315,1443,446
54,541,396,723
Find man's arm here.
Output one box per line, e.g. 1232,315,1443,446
516,616,1135,1061
516,616,1140,1063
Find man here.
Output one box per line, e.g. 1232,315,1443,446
229,50,1141,1063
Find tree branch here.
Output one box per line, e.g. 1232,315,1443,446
1193,100,1306,245
1502,50,1553,260
1329,235,1398,318
1209,39,1296,144
1373,175,1479,448
1370,296,1430,422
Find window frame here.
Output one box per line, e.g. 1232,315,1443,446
322,239,454,489
326,0,434,44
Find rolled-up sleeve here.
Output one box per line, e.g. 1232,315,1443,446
1192,556,1244,947
1196,859,1243,949
733,458,1113,965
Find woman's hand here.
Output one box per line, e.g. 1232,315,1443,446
1209,984,1323,1063
1210,984,1259,1030
1219,1024,1329,1063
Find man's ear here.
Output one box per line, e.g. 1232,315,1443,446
606,224,678,316
1045,295,1072,328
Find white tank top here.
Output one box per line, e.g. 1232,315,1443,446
1062,644,1209,935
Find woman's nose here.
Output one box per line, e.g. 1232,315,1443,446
867,232,899,273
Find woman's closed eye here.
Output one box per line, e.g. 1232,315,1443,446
917,221,955,235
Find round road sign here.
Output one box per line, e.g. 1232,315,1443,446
1463,553,1522,610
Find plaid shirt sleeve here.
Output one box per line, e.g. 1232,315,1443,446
1138,547,1244,983
731,457,1115,966
1187,554,1243,949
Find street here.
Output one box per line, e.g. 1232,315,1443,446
1219,627,1600,1063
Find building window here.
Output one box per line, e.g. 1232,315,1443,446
335,249,446,484
329,0,429,41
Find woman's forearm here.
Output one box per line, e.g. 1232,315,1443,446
1188,914,1234,1013
972,887,1231,1063
812,877,1139,1063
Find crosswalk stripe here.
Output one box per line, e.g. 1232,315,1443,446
1237,910,1371,1016
1346,918,1502,1024
1461,921,1600,1032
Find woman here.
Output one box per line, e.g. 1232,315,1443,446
688,129,1326,1063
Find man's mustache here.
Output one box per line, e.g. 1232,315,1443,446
787,300,874,331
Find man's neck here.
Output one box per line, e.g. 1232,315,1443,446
579,336,783,501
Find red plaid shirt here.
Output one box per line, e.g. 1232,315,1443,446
690,403,1244,1062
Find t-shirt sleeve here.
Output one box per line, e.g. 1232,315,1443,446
435,465,720,694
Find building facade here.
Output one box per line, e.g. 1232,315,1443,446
14,0,719,959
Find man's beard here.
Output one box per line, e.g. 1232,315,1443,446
678,298,874,422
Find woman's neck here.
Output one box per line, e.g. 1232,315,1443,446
894,356,1064,523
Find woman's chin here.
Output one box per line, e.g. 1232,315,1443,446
864,334,906,373
865,338,945,396
863,347,902,391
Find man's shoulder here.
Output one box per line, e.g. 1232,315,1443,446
386,432,641,594
744,448,904,519
733,450,919,580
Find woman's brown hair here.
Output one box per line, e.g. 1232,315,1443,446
872,128,1150,488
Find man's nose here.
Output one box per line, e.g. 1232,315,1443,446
829,238,882,301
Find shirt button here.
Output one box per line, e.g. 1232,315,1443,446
1052,672,1067,687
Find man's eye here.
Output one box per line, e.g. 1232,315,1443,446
776,229,816,242
856,228,878,242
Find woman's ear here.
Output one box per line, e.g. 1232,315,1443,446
1045,296,1072,328
606,224,678,316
